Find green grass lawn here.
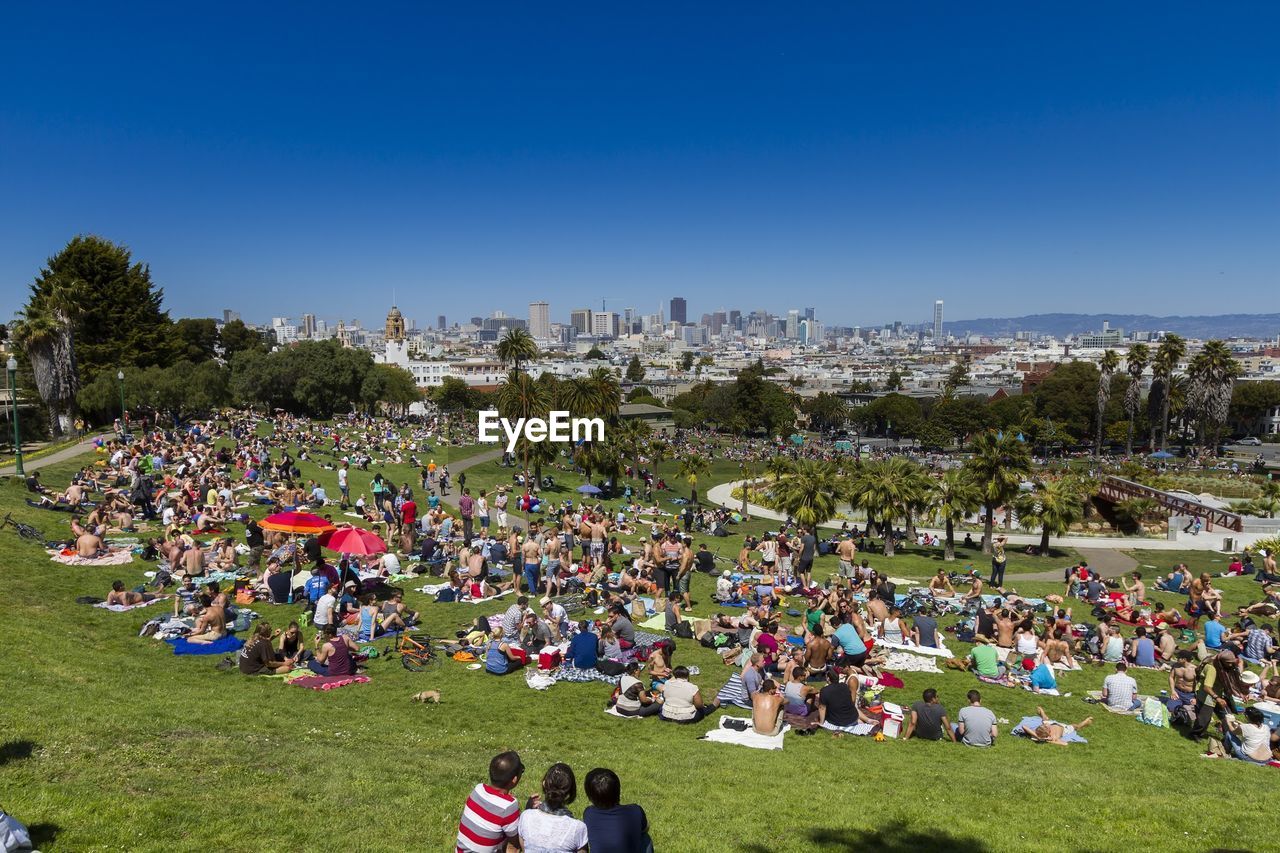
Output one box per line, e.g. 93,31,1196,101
1,438,1277,852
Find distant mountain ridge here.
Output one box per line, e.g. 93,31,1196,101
942,313,1280,340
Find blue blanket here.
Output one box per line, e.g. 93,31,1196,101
166,635,244,655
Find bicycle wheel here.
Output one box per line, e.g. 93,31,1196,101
402,653,431,672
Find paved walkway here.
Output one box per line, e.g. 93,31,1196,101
706,479,1256,553
1,436,110,476
434,448,504,511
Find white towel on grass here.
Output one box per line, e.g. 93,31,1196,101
701,717,789,750
873,639,953,658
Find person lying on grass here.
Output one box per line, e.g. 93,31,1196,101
1026,705,1093,745
106,580,156,607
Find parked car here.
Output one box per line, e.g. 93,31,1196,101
1236,436,1262,446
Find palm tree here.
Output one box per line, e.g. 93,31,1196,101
614,418,652,477
1186,340,1240,449
496,327,538,373
929,470,981,561
1115,497,1160,532
1014,477,1085,556
587,366,621,421
12,274,83,437
765,456,795,482
1151,335,1186,451
846,458,917,556
771,459,843,528
1094,349,1119,457
496,369,550,499
677,455,711,505
1123,343,1149,455
897,460,932,541
963,430,1032,554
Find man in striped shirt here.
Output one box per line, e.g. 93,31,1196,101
457,751,526,852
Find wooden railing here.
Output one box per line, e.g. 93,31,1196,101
1097,476,1243,532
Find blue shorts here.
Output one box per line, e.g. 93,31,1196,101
524,563,541,588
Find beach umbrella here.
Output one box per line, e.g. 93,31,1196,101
789,433,805,445
577,484,602,495
318,526,386,556
260,511,336,535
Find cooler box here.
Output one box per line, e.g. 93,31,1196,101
538,648,563,670
881,701,905,738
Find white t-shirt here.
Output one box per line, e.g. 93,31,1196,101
314,594,336,626
1239,721,1271,760
161,506,176,527
517,808,588,853
382,553,401,574
337,468,348,488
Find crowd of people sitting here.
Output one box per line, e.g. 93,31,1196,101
26,407,1280,776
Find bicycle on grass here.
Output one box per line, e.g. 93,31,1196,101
388,632,440,671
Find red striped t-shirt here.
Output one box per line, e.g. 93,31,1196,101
457,783,519,852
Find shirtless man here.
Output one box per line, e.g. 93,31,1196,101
181,543,206,578
1044,634,1076,669
836,537,858,586
1168,650,1198,710
751,679,786,736
962,572,984,603
106,580,152,607
928,568,955,597
994,608,1017,649
544,531,563,597
1123,572,1146,609
520,534,542,595
804,624,834,678
76,527,105,559
1027,705,1093,745
676,536,695,609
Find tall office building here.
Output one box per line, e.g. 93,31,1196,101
804,307,816,322
592,311,618,338
786,309,800,339
529,301,551,339
570,308,593,335
437,315,447,330
222,309,241,324
669,297,687,324
933,300,944,341
301,313,317,339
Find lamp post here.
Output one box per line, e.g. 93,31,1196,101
8,356,23,475
117,370,125,438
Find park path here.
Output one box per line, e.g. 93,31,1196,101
435,448,504,510
1,436,109,476
1012,547,1139,582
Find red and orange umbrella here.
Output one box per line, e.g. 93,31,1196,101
259,511,336,535
318,526,387,556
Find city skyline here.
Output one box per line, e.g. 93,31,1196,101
3,5,1277,327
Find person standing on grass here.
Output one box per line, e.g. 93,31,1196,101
989,534,1008,587
459,488,476,543
457,751,526,853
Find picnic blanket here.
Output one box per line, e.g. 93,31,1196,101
701,717,789,750
415,584,514,605
1086,690,1152,714
94,597,170,612
638,613,691,632
604,706,645,719
166,635,243,656
288,674,371,691
48,549,134,566
819,721,877,736
556,665,622,686
881,652,941,674
873,639,954,658
1012,715,1088,743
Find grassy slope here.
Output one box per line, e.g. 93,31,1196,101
0,438,1275,852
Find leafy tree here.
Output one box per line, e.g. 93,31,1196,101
624,356,645,383
803,392,850,432
27,236,172,378
171,318,221,364
496,327,538,372
963,430,1032,553
433,376,481,412
680,351,695,371
884,367,904,391
1151,335,1186,450
1124,343,1149,454
929,395,991,442
585,346,607,360
855,393,923,437
1229,381,1280,437
625,385,652,401
772,459,843,527
1094,350,1120,457
1014,478,1085,556
219,319,266,359
942,357,970,398
929,469,981,561
1031,361,1101,442
677,455,711,504
362,364,420,414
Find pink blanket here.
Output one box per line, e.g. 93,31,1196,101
288,674,371,691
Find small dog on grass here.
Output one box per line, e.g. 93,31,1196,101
411,690,441,704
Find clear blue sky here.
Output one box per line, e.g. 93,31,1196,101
2,2,1277,329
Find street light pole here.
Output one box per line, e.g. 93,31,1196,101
8,356,23,475
117,370,125,438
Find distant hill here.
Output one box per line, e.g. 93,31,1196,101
943,313,1280,340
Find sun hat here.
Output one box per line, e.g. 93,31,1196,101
1240,670,1261,686
722,570,731,578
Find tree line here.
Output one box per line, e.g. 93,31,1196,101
9,235,420,435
